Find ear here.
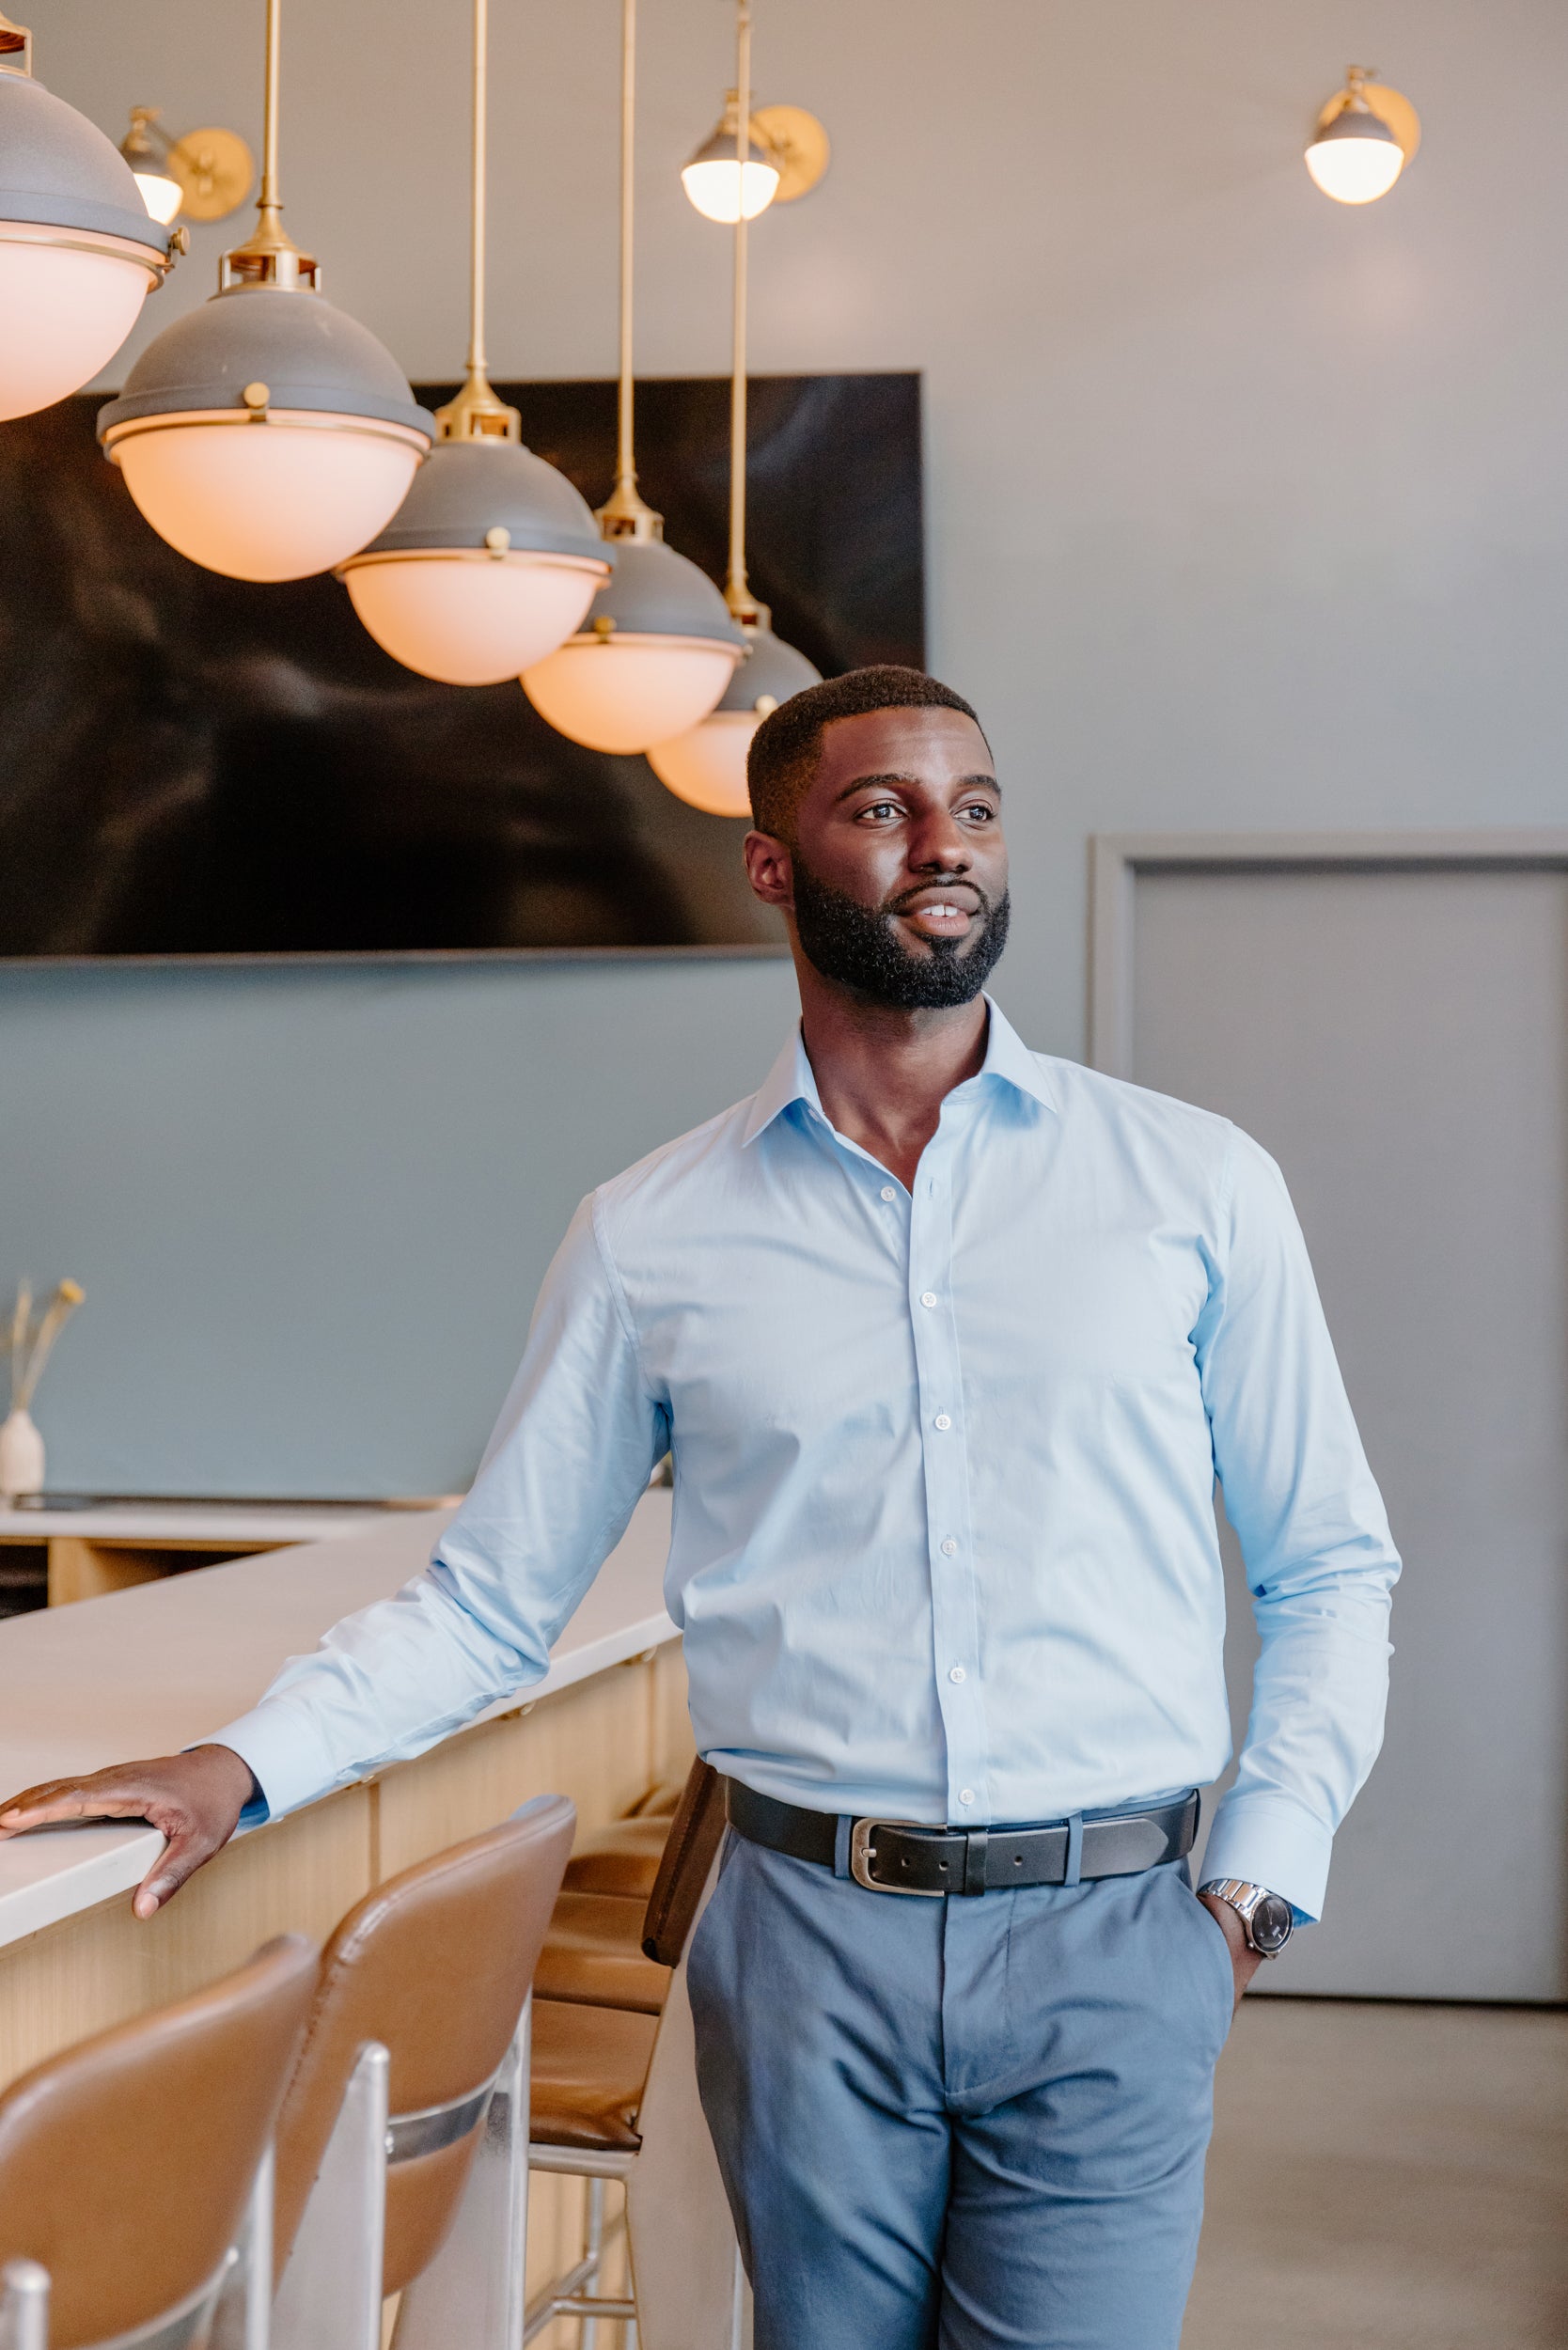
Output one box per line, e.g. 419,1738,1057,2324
744,829,794,910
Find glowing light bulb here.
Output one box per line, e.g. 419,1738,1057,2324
133,169,182,226
1305,123,1404,204
681,153,779,224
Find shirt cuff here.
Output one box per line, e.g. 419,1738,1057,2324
209,1702,345,1825
1201,1791,1333,1924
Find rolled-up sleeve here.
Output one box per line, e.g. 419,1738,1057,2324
1195,1130,1400,1920
214,1194,666,1819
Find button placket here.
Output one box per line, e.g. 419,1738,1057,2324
908,1123,988,1825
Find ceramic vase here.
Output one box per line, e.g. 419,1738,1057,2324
0,1408,45,1500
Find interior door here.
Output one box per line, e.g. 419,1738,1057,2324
1122,857,1568,1999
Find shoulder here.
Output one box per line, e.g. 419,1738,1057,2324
1041,1054,1234,1165
588,1093,759,1247
1043,1057,1296,1237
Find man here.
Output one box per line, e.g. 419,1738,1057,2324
0,667,1398,2350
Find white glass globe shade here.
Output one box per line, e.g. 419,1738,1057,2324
0,240,153,422
343,553,605,686
113,415,425,582
681,156,779,224
1305,133,1404,205
133,171,183,227
523,634,739,755
647,711,760,816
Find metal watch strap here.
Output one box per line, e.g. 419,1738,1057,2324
1199,1876,1293,1956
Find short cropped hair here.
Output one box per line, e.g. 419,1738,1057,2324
747,665,984,839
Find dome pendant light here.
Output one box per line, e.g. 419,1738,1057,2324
337,0,609,683
0,15,182,424
97,0,431,582
523,0,743,756
1306,66,1419,206
650,0,818,819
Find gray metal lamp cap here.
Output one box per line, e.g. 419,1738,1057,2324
581,539,744,646
358,439,608,563
97,283,431,440
718,622,821,713
0,70,172,253
1314,104,1400,149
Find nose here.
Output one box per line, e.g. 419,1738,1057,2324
907,804,972,874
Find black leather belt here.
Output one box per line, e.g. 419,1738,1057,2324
725,1780,1200,1898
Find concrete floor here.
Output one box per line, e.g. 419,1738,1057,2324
1185,1999,1568,2348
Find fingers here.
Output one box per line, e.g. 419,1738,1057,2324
0,1772,159,1836
133,1825,215,1919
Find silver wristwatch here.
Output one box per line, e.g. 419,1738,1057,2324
1199,1878,1294,1957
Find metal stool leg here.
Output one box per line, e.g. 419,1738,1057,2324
271,2044,389,2350
391,2006,531,2350
0,2262,48,2350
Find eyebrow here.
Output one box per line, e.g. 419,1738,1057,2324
834,770,1001,804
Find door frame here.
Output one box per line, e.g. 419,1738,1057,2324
1087,828,1568,1077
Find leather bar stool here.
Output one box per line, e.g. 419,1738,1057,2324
270,1794,574,2350
525,1761,741,2350
625,1779,683,1819
559,1813,671,1901
533,1890,667,2014
0,1935,318,2350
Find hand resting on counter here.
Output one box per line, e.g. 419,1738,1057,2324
0,1745,259,1918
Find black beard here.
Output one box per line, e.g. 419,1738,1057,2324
790,856,1011,1009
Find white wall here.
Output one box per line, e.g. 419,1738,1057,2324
6,0,1566,1492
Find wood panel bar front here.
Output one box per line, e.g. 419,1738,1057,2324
0,1496,687,2346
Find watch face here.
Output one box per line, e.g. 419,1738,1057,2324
1251,1892,1294,1954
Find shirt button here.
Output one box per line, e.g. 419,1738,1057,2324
940,1538,958,1556
959,1789,975,1807
949,1665,966,1684
880,1185,897,1202
920,1292,938,1309
933,1413,952,1432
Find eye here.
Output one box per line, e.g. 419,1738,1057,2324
855,799,902,822
959,800,996,822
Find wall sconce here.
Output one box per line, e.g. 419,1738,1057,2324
119,106,254,227
1306,66,1419,205
682,92,829,223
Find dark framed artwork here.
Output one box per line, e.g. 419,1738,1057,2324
0,373,922,961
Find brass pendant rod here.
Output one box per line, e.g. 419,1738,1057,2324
259,0,282,222
223,0,310,282
596,0,659,532
727,0,752,612
468,0,488,378
615,0,636,498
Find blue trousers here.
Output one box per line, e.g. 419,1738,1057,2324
687,1831,1235,2350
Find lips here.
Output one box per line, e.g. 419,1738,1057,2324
894,884,984,938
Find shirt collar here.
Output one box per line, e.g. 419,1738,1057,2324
741,995,1055,1147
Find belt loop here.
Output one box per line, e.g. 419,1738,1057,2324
833,1814,853,1879
1063,1812,1085,1888
962,1826,988,1897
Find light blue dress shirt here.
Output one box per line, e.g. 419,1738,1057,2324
218,1001,1398,1920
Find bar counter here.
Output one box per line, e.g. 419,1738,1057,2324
0,1492,686,2095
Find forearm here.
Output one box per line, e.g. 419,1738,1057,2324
212,1561,549,1819
1205,1560,1393,1919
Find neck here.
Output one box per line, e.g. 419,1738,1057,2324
794,958,990,1190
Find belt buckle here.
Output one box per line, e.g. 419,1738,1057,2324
849,1818,946,1898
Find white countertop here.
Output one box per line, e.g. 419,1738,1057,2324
0,1502,411,1545
0,1491,676,1951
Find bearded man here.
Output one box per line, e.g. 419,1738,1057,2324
0,666,1399,2350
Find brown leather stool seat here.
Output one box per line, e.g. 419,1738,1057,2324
0,1935,317,2350
626,1778,685,1818
560,1812,671,1898
534,1888,668,2013
527,1998,658,2154
273,1796,574,2300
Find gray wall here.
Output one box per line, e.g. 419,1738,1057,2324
5,0,1567,1494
